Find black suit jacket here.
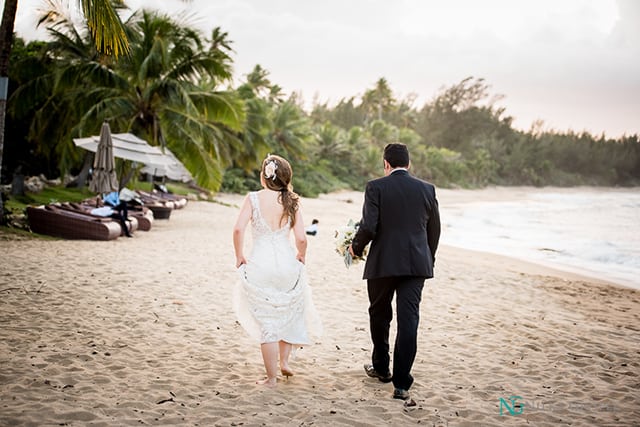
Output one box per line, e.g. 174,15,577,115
351,170,441,280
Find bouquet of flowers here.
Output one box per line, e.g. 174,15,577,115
334,219,368,268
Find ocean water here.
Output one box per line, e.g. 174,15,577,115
439,188,640,290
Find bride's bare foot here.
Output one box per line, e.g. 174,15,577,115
256,377,277,387
280,366,294,377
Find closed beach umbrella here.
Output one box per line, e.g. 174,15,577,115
89,122,119,194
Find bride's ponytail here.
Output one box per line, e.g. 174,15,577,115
261,155,299,227
279,189,299,227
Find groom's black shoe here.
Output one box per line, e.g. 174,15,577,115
393,388,410,400
364,364,392,383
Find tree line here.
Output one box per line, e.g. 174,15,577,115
3,8,639,199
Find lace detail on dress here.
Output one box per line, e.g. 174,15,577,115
249,191,290,238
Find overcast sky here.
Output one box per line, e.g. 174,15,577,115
9,0,640,138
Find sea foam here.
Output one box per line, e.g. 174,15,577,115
440,189,640,289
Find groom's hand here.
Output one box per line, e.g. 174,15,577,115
348,244,355,257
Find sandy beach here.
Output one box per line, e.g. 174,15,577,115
1,187,638,426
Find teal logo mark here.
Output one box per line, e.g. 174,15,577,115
499,396,524,416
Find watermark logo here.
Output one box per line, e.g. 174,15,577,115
498,395,616,416
499,395,525,416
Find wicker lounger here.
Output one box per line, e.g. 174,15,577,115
145,204,172,219
84,194,171,221
66,202,152,232
146,190,188,209
133,192,174,219
136,190,182,210
127,207,154,231
27,206,122,241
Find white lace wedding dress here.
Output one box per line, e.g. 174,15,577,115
233,192,322,344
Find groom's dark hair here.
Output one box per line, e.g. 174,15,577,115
384,143,410,168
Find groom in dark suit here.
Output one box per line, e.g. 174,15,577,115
350,143,441,401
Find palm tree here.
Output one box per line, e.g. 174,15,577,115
124,11,243,189
314,121,348,160
16,8,244,191
233,67,273,171
0,0,129,220
37,0,130,57
0,0,20,220
12,5,120,178
361,77,396,123
269,99,312,160
80,10,245,189
230,64,292,173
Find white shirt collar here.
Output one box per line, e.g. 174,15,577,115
390,167,408,174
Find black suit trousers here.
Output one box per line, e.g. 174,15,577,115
367,276,425,390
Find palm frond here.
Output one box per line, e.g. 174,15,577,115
79,0,130,57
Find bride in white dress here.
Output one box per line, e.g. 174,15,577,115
233,154,322,387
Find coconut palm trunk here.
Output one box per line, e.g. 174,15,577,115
0,0,18,222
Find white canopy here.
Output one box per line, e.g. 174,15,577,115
74,133,175,166
74,133,193,182
140,148,193,183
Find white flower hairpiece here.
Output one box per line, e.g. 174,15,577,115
264,159,278,181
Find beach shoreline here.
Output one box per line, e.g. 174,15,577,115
436,185,640,291
1,188,638,426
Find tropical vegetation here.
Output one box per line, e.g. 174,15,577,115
2,5,639,226
1,0,134,221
